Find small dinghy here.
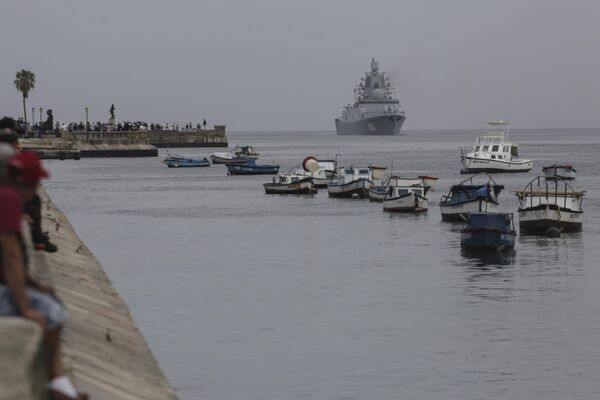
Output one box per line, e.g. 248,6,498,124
439,173,504,222
514,176,584,235
162,154,210,168
226,159,280,175
263,175,316,194
461,212,516,251
382,184,429,212
543,164,576,180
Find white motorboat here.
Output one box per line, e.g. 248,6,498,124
328,166,376,198
514,176,584,235
233,145,259,159
439,173,504,222
263,174,316,194
460,121,533,173
382,184,428,212
543,164,576,180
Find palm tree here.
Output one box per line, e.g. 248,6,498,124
14,69,36,124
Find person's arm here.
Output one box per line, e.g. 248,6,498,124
0,233,47,328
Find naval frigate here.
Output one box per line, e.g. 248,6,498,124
335,58,406,135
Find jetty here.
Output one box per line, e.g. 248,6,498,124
21,125,228,159
0,188,177,400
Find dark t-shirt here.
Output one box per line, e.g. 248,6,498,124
0,186,23,284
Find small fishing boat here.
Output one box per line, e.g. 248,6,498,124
162,154,210,168
382,184,428,212
233,145,259,159
460,121,533,173
439,173,504,222
328,166,382,198
419,175,439,191
460,212,516,250
211,145,259,164
226,159,280,175
543,164,576,180
289,157,337,188
369,176,425,202
514,176,584,235
263,175,316,194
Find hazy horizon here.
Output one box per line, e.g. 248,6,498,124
2,0,600,131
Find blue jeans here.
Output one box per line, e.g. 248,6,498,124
0,285,66,330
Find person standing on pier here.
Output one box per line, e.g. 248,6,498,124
203,118,207,130
0,151,88,399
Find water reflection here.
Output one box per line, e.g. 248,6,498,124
461,248,516,267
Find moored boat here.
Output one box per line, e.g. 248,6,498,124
289,157,337,188
439,173,504,222
263,175,316,194
328,166,377,198
226,160,280,175
382,184,428,212
233,145,259,160
210,152,248,164
460,212,516,251
514,176,584,235
162,154,210,168
460,121,533,173
369,176,425,202
543,164,576,180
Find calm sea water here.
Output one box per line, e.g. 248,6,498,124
45,129,600,400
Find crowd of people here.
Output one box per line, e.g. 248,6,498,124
0,116,87,399
56,119,209,133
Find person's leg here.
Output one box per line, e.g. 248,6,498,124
26,194,58,253
46,327,65,379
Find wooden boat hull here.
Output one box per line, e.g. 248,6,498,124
440,198,499,222
368,186,387,202
518,205,583,234
328,178,371,198
264,179,316,194
383,193,428,212
461,228,516,249
461,157,533,173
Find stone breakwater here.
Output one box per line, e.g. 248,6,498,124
0,187,177,400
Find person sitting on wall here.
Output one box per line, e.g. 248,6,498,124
0,117,58,253
0,150,88,400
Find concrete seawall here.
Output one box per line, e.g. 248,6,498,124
0,187,177,399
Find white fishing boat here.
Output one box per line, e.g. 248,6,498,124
289,157,337,188
439,173,504,222
263,174,316,194
460,121,533,173
369,176,425,202
543,164,576,180
514,176,585,235
328,166,381,198
210,145,259,164
382,184,428,212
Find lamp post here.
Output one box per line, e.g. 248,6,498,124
85,107,89,124
32,107,35,125
39,108,43,125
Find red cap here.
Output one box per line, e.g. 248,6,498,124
8,151,49,182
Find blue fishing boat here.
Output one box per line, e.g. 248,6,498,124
226,159,280,175
162,154,211,168
461,212,516,251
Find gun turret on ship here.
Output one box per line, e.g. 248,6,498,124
335,58,406,135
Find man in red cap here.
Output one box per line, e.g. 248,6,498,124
0,151,87,400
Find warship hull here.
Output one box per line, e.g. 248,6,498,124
335,115,405,136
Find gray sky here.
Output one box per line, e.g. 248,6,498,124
2,0,599,131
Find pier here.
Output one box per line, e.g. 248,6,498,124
0,188,176,400
147,125,228,148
